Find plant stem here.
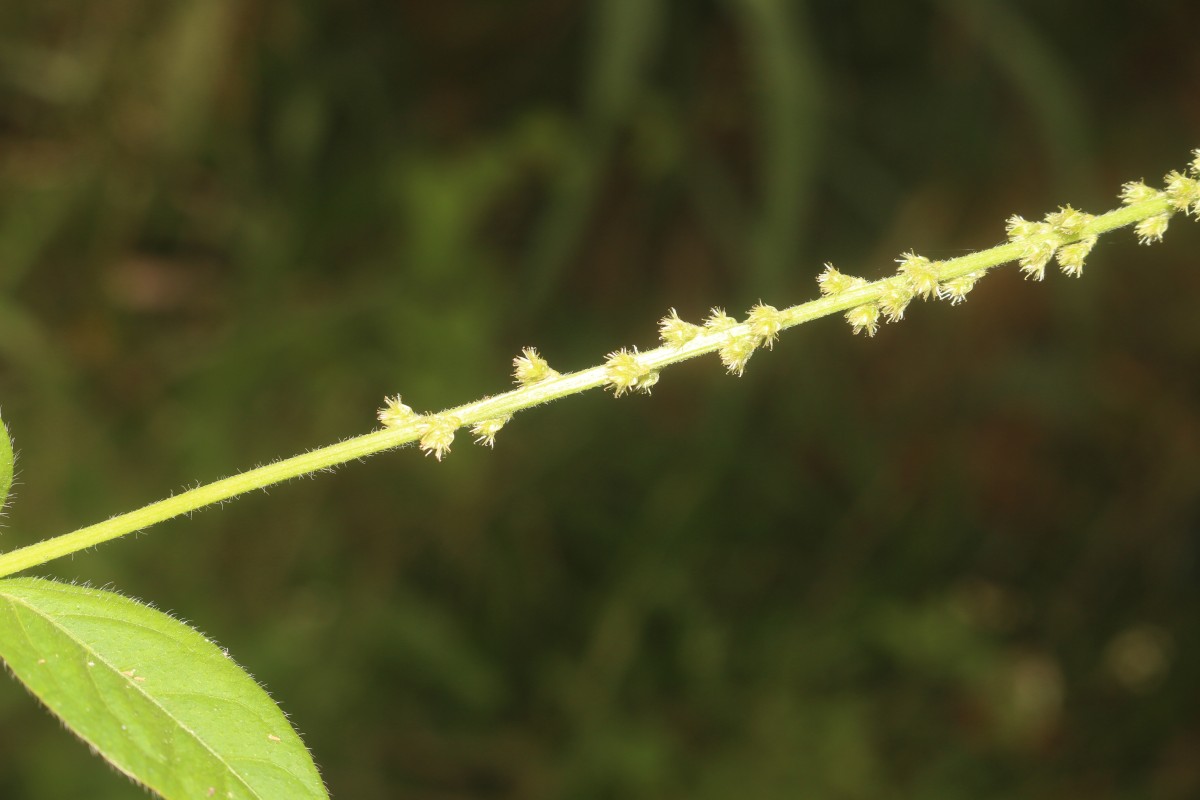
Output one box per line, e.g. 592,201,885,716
0,193,1177,578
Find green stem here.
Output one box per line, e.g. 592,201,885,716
0,193,1176,578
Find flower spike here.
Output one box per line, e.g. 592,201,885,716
360,150,1199,472
5,148,1197,605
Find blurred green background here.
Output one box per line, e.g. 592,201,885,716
1,1,1199,798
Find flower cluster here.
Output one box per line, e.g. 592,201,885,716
654,304,786,377
1122,151,1200,245
1006,204,1104,280
1164,157,1200,217
818,263,880,336
1005,215,1057,280
897,252,940,299
658,308,702,347
417,415,461,461
377,396,465,460
703,308,738,333
746,303,783,347
1045,206,1097,277
512,347,559,385
471,415,511,447
604,347,659,396
816,263,866,295
879,253,941,323
936,271,986,305
723,305,781,375
1121,181,1170,244
377,395,418,428
819,247,997,333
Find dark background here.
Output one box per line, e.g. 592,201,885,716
1,1,1199,798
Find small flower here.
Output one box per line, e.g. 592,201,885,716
1120,181,1158,205
513,347,558,385
377,395,419,429
1134,214,1170,245
605,348,655,397
936,271,985,305
471,415,511,447
896,252,939,299
659,308,702,347
817,263,865,296
703,308,738,332
719,335,759,376
879,280,915,322
845,303,880,337
418,415,461,461
745,303,783,348
1190,149,1200,178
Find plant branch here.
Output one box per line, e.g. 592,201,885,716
0,160,1193,578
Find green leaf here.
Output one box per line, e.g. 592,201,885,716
0,414,12,511
0,578,327,800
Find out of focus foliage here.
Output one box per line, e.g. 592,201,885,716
1,1,1198,798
